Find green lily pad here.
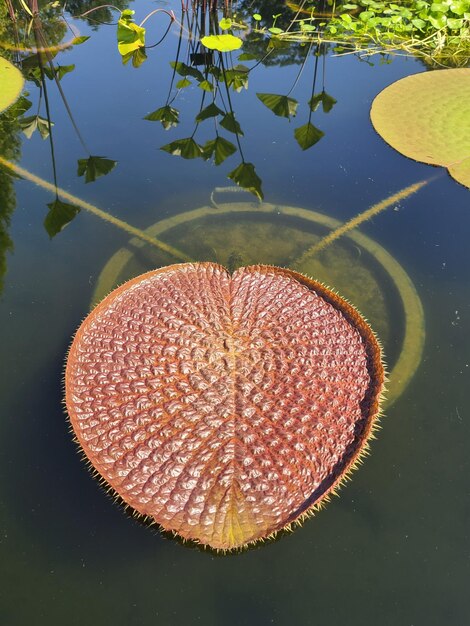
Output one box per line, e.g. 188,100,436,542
370,69,470,189
0,56,24,114
200,34,243,52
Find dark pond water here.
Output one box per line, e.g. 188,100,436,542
1,2,470,625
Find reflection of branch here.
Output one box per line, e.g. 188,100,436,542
34,18,90,154
219,53,244,160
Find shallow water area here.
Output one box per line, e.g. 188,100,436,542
1,1,470,624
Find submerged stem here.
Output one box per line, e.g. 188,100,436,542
0,157,192,263
294,178,433,267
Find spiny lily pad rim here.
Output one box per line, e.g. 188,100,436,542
66,263,385,552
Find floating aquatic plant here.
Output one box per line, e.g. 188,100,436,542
0,55,24,114
65,263,384,550
370,69,470,189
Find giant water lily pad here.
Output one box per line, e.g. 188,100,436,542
0,56,24,114
370,69,470,189
66,263,384,550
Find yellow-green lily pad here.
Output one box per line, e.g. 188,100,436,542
0,56,24,114
370,69,470,189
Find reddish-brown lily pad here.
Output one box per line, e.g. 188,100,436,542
66,263,384,550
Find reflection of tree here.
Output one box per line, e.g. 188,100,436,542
66,0,133,29
0,112,20,297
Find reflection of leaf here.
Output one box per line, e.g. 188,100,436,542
77,156,117,183
161,138,203,159
44,199,80,238
176,77,191,89
117,10,146,64
256,93,298,119
19,115,52,139
196,102,225,122
199,80,213,92
309,90,337,113
131,47,147,68
203,136,237,165
144,105,179,129
7,95,32,117
294,123,324,151
220,113,244,136
224,65,249,91
170,61,204,81
228,162,263,200
201,34,243,52
43,64,75,81
71,36,90,45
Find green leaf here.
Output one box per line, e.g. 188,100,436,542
253,13,262,21
71,36,90,45
6,95,32,118
202,136,237,165
160,138,204,159
256,93,298,119
117,12,146,61
294,123,324,151
196,102,225,122
199,80,214,92
219,18,232,30
43,64,75,81
144,105,179,129
220,112,244,135
268,27,284,34
223,65,249,91
447,17,463,28
238,52,258,61
170,61,204,81
200,34,243,52
77,156,117,183
176,77,191,89
132,47,147,68
228,162,263,200
44,199,80,237
309,90,337,113
19,115,52,139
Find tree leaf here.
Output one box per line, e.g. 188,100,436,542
196,102,225,122
228,162,263,199
294,122,324,150
44,199,80,237
77,156,117,183
256,93,298,119
220,112,244,135
160,138,204,159
144,105,179,129
202,136,237,164
200,34,243,52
